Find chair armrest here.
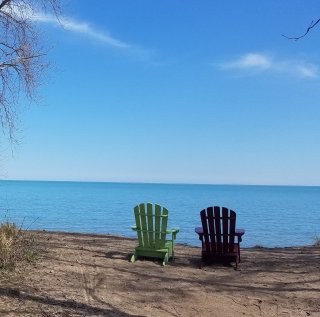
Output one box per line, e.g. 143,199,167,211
195,227,203,240
167,227,179,240
131,225,137,231
195,227,244,242
168,227,180,233
235,229,245,242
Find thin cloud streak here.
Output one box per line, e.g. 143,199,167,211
220,53,318,78
31,12,155,61
5,5,129,49
33,13,131,49
222,53,272,70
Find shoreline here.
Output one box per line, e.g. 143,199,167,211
32,229,319,249
1,230,319,316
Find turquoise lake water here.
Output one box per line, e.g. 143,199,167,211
0,180,319,247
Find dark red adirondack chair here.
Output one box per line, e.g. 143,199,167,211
195,206,245,268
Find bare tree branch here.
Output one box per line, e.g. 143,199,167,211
282,18,320,40
0,1,11,10
0,0,60,141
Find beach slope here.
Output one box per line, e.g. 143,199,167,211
0,231,319,317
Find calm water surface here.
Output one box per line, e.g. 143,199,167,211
0,180,319,247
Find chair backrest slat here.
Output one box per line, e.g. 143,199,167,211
160,207,168,249
214,206,222,253
147,203,154,247
139,203,149,247
134,205,143,246
222,207,229,253
229,210,236,253
154,204,161,249
200,209,210,253
207,207,216,253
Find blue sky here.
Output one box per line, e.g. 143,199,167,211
3,0,320,185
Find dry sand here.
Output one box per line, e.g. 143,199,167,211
0,231,319,317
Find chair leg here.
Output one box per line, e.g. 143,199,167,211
130,252,138,263
199,256,206,269
235,256,239,270
171,237,175,260
162,253,169,266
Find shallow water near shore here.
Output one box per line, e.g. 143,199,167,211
0,180,319,247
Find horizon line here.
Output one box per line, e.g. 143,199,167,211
1,178,319,188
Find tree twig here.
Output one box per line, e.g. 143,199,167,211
282,18,320,40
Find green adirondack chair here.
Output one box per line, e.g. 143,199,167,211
131,203,179,266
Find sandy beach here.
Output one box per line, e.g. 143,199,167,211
0,231,319,317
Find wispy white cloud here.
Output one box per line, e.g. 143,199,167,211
291,63,318,78
222,53,272,70
26,11,155,62
33,13,131,49
219,53,319,78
